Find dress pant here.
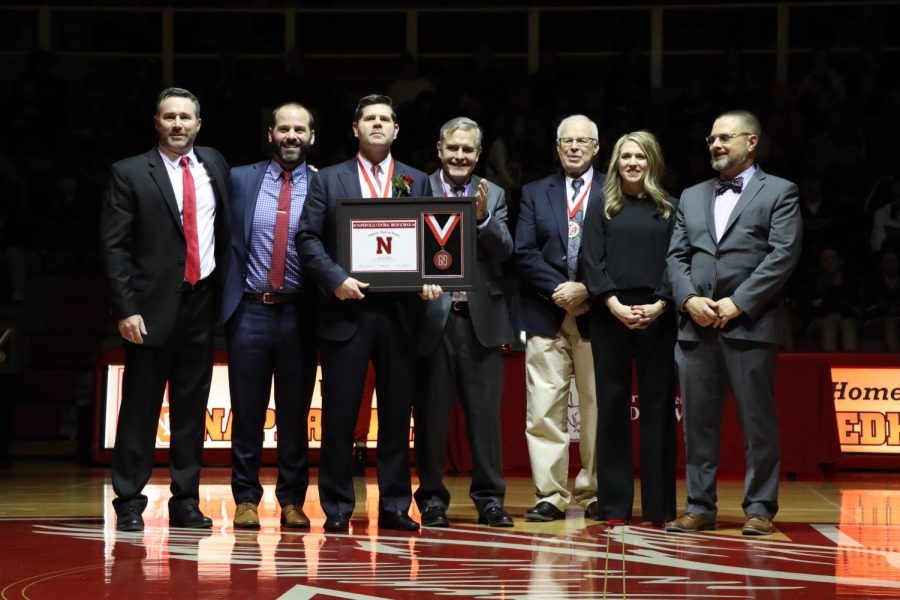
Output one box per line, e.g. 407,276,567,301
318,295,415,517
227,295,317,507
675,334,781,519
414,310,506,515
590,308,676,522
111,283,214,514
524,313,598,511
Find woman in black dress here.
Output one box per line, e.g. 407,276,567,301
581,130,677,526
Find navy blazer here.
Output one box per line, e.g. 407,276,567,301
514,169,605,337
220,160,317,324
297,157,431,342
100,146,230,346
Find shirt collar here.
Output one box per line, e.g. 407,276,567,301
158,147,198,170
268,160,307,182
566,166,593,187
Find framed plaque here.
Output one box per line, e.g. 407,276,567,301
336,197,476,291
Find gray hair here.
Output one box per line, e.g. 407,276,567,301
556,114,598,140
717,109,761,136
438,117,483,148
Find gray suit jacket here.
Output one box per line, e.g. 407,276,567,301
417,172,514,355
666,166,801,344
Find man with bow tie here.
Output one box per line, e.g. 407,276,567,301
666,110,801,537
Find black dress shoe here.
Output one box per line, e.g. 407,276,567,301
116,505,144,532
478,506,514,527
169,504,213,528
378,510,420,531
524,501,565,522
323,513,351,532
421,506,449,528
584,501,603,521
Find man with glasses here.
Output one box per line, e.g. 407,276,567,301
514,114,602,522
666,109,801,536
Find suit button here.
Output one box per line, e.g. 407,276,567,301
179,257,185,265
561,255,567,262
707,283,712,290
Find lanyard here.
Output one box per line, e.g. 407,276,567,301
357,155,395,198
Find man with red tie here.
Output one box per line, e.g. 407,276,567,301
220,103,319,530
101,88,231,532
298,94,437,532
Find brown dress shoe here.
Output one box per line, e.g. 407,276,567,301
665,512,716,533
742,515,775,536
234,502,260,529
281,504,311,528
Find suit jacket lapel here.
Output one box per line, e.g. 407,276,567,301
146,148,183,233
243,161,268,245
549,174,568,247
720,168,766,242
704,180,718,244
337,158,362,198
586,172,603,219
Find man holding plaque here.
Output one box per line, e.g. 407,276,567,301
297,94,436,532
514,114,603,522
414,117,515,528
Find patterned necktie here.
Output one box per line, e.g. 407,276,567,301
269,170,292,290
567,177,585,281
180,156,201,285
715,176,743,196
371,164,382,191
452,185,466,197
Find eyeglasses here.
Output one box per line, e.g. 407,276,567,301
704,132,752,146
558,137,597,148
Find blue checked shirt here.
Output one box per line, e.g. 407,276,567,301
245,161,309,293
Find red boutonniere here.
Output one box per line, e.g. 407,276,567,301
392,174,414,197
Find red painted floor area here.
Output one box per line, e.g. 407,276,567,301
3,516,900,599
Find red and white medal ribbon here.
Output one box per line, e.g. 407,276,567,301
357,155,395,198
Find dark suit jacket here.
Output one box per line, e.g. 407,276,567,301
100,146,230,346
417,172,514,356
514,169,605,337
297,157,431,342
667,166,801,344
221,160,317,324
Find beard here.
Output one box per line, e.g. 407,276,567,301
276,140,310,165
711,149,747,172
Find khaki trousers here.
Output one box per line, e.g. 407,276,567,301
524,313,598,510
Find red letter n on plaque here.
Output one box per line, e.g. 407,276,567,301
376,236,392,254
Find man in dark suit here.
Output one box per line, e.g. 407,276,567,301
221,102,318,530
297,94,437,532
414,117,515,528
666,109,801,536
514,115,601,522
100,87,230,532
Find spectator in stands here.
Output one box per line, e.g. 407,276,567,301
863,248,900,351
871,179,900,254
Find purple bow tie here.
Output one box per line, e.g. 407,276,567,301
715,176,743,195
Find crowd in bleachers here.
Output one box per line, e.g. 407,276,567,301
1,19,899,350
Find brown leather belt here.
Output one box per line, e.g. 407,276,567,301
244,292,301,304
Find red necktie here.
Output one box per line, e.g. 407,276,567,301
269,170,292,290
180,156,201,285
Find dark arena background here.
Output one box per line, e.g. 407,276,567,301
2,2,900,599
